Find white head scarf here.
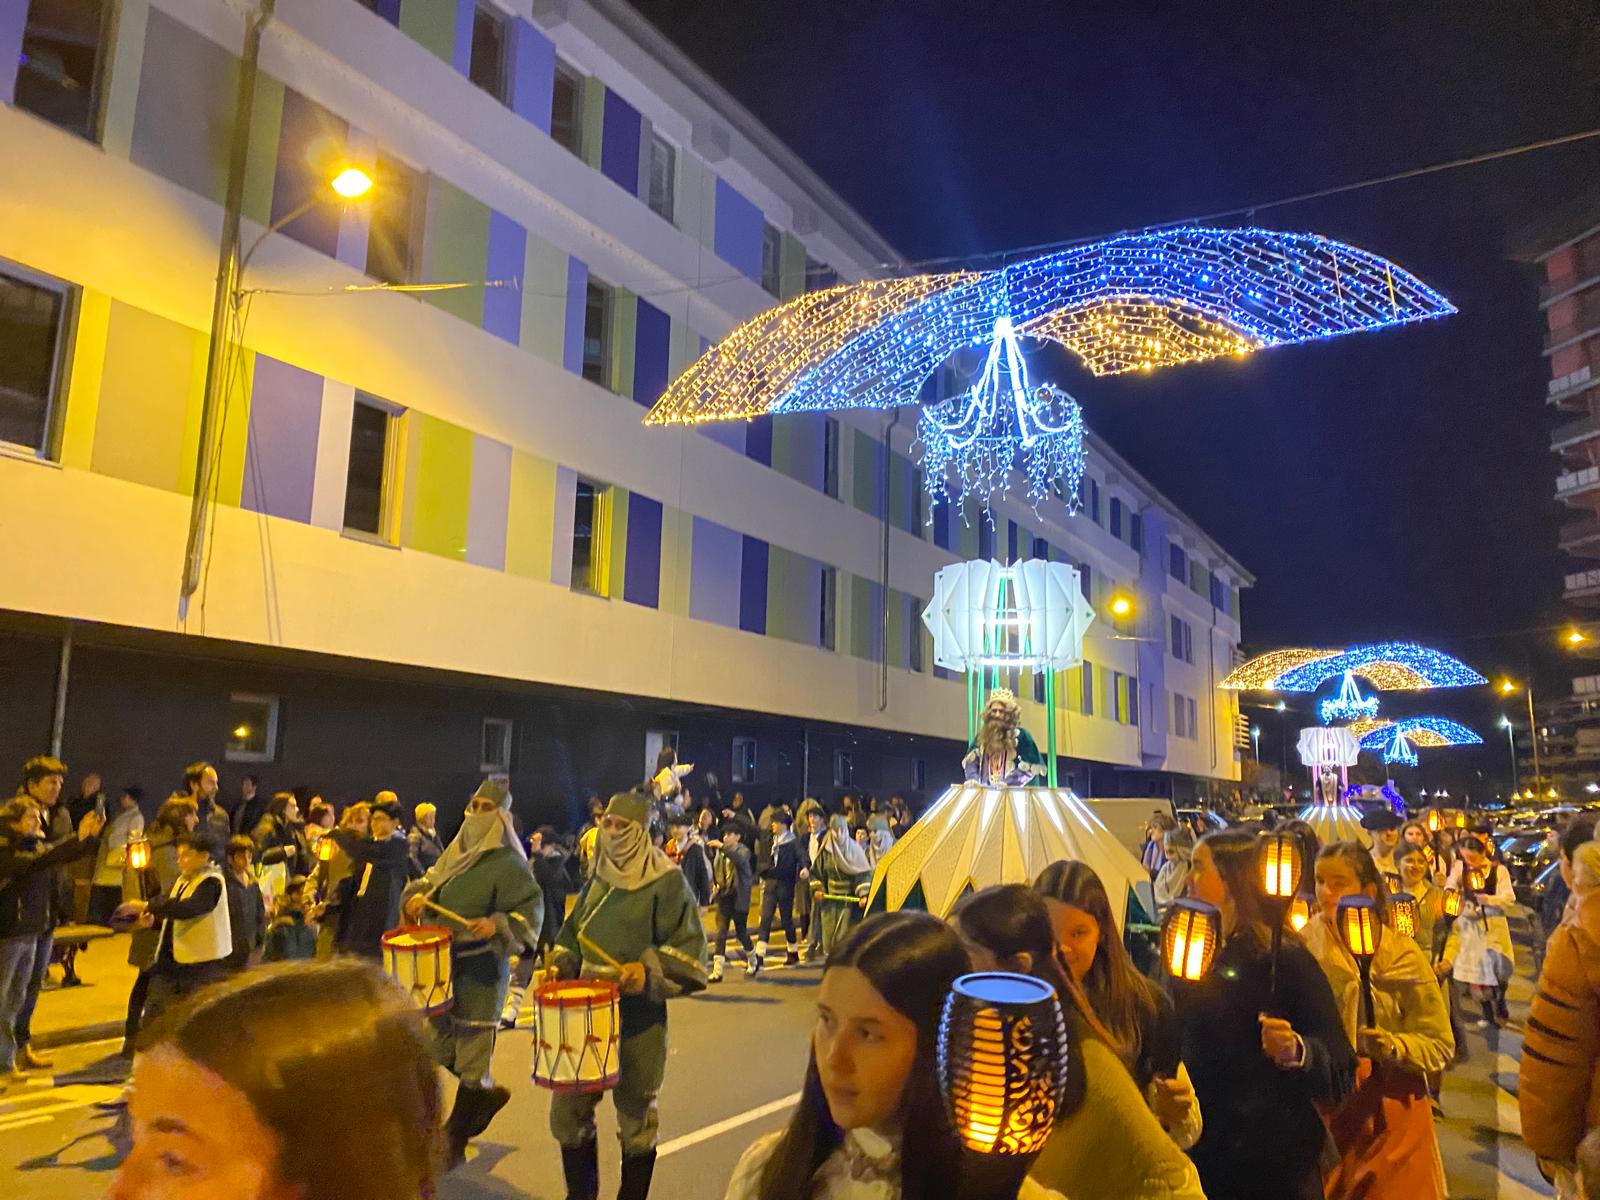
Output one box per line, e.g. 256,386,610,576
593,790,676,891
824,814,872,876
424,780,523,895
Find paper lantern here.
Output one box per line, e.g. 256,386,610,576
1453,810,1468,829
1425,810,1441,833
315,834,338,863
1442,888,1463,918
1259,831,1302,900
1288,896,1311,932
1389,892,1417,940
1161,900,1221,983
125,836,151,872
1467,867,1487,892
937,972,1071,1155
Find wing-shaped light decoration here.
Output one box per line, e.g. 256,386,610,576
1224,642,1485,692
644,225,1454,427
1355,717,1483,750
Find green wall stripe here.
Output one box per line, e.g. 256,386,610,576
521,234,568,365
241,74,284,229
407,414,474,560
779,232,806,299
606,487,630,599
580,78,605,170
611,289,638,399
399,0,456,64
422,177,490,325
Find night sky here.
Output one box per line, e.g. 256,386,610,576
627,0,1600,700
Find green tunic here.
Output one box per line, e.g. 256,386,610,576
809,849,871,955
408,845,543,1025
552,869,707,1034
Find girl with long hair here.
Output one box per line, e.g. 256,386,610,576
1033,860,1201,1150
109,960,439,1200
1176,829,1354,1200
722,912,1062,1200
1304,842,1453,1200
951,885,1206,1200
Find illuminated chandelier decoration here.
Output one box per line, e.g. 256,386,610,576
1221,642,1486,692
1318,671,1380,725
644,226,1453,510
917,318,1086,511
1381,726,1420,768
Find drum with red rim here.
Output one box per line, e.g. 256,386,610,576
530,979,621,1093
380,924,454,1016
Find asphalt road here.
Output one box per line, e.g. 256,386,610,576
0,961,821,1200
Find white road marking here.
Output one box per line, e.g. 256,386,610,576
0,1083,123,1132
656,1092,800,1159
0,1113,53,1133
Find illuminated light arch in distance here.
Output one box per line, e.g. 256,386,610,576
1221,642,1486,693
1353,717,1483,750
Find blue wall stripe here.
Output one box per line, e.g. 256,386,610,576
509,19,555,132
271,90,347,257
714,178,764,282
451,0,473,75
562,257,588,374
633,299,671,407
745,416,773,467
690,517,742,626
739,536,769,634
623,493,663,608
0,2,26,104
700,423,746,453
482,211,526,344
600,90,642,193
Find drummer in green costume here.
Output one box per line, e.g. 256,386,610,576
401,779,542,1168
549,788,707,1200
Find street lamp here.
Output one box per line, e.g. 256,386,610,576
1500,679,1541,795
1109,595,1133,617
1499,715,1519,794
1251,725,1261,761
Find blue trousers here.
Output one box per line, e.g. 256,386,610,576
0,932,54,1069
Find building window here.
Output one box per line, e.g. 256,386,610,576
833,749,853,788
1128,681,1140,727
822,417,841,498
0,262,72,457
1188,697,1199,741
343,397,394,537
646,131,676,221
1079,563,1092,603
909,468,925,531
1170,616,1193,664
732,737,758,784
1173,692,1187,739
17,0,109,141
1033,670,1046,704
1169,542,1187,582
365,156,420,286
582,277,613,386
550,59,584,156
820,566,837,650
1130,513,1144,553
761,222,782,296
1109,497,1123,539
467,3,510,102
226,693,280,763
570,478,611,595
909,600,925,672
806,256,838,290
481,718,513,772
1081,661,1095,716
911,757,926,791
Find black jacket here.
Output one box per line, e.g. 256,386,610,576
531,850,573,946
760,835,801,891
0,830,98,938
336,834,414,958
677,841,712,906
408,826,444,876
225,873,266,966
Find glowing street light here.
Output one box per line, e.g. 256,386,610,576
1499,679,1541,792
330,165,374,199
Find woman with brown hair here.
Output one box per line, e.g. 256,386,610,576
1034,860,1201,1149
1177,828,1355,1200
108,959,439,1199
952,884,1206,1200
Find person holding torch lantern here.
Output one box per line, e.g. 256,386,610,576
1303,842,1454,1200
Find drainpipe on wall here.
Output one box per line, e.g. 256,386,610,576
878,409,903,712
50,625,73,759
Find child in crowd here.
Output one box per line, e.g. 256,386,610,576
709,822,754,982
223,836,267,972
263,876,317,961
751,809,801,975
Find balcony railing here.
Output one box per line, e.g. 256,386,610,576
1558,466,1600,497
1543,242,1600,304
1547,292,1600,353
1560,515,1600,550
1566,568,1600,595
1550,363,1596,406
1553,412,1600,449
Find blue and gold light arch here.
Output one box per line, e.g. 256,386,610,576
1220,642,1486,693
1349,716,1484,750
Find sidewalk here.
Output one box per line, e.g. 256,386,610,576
31,935,138,1049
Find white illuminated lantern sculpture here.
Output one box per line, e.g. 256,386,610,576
1295,726,1366,843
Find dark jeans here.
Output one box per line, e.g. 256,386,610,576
0,932,53,1068
755,883,796,949
712,898,752,958
124,969,151,1047
142,961,227,1031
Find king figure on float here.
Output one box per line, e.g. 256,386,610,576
963,688,1043,787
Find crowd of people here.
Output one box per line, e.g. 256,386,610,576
7,742,1600,1200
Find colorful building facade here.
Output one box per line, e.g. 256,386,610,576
0,0,1248,823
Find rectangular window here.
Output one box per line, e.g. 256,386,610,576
909,599,925,672
226,693,280,763
365,156,420,286
582,277,613,386
733,737,758,784
822,417,841,498
761,222,782,296
912,758,926,792
1130,512,1143,552
833,749,853,788
646,131,676,221
1173,693,1187,739
481,718,513,772
909,468,925,532
1033,670,1046,705
1170,616,1193,663
1087,479,1101,524
1109,497,1123,539
1188,697,1199,740
819,566,837,650
1081,660,1095,716
1169,542,1187,582
1079,563,1092,603
17,0,109,140
805,255,838,291
0,262,72,457
468,3,510,102
570,478,610,595
1128,681,1140,728
343,398,394,537
550,59,584,156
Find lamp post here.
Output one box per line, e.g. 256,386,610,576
1499,679,1541,796
1499,715,1519,794
1251,725,1261,761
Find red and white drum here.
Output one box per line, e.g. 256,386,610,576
530,979,621,1094
380,924,454,1016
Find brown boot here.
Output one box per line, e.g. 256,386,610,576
18,1046,53,1071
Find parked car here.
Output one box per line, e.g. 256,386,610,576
1496,830,1557,909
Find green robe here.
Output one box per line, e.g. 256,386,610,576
552,869,707,1034
407,845,543,1025
809,849,871,955
963,727,1043,785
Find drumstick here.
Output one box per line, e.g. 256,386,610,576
578,931,623,971
421,898,476,928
